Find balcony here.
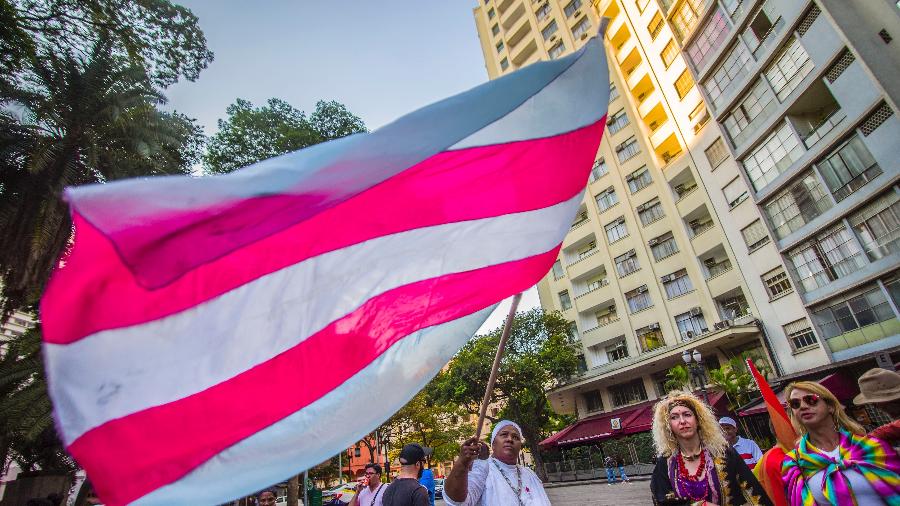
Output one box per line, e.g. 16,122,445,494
675,184,704,216
650,120,675,149
511,38,538,66
638,89,661,119
787,80,845,150
748,16,785,60
563,221,593,249
574,286,615,314
582,318,626,348
567,249,602,279
506,14,533,50
500,2,525,30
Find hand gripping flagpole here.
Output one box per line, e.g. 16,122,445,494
474,292,522,440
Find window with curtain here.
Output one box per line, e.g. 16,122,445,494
764,37,814,101
705,40,752,108
663,269,693,298
722,177,749,209
628,167,652,193
626,286,653,313
687,7,729,71
596,187,619,212
605,218,629,243
638,198,665,226
788,224,866,293
763,171,832,239
615,250,640,277
650,232,679,261
661,39,679,68
849,190,900,261
741,219,770,251
744,122,804,191
559,290,572,310
816,135,881,202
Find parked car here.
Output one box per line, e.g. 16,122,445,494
322,482,356,505
434,478,445,499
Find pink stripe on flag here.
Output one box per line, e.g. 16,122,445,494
42,120,604,345
68,246,560,506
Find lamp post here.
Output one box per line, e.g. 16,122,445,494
682,348,711,409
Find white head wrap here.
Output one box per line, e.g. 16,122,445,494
491,420,523,445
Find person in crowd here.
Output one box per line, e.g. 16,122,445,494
256,487,279,506
604,454,619,485
782,380,900,505
381,443,430,506
350,463,388,506
444,420,551,505
719,417,763,467
616,454,630,483
650,391,772,505
855,367,900,445
419,466,436,506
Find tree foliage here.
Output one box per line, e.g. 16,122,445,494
1,0,213,87
708,350,771,411
0,37,205,311
431,308,580,479
664,364,691,393
203,98,367,175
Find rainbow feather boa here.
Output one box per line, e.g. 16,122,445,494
782,430,900,505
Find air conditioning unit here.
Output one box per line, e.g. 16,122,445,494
649,323,660,330
638,286,648,293
690,307,703,316
713,320,731,330
661,274,672,282
681,330,694,341
689,219,701,228
648,238,659,246
617,217,626,225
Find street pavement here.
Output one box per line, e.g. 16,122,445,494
435,479,653,505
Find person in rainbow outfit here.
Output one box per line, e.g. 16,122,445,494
781,380,900,505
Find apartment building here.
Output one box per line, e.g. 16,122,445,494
472,0,900,433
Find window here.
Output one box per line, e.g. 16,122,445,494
704,137,729,168
610,379,648,407
606,338,629,362
542,20,558,41
723,79,777,147
596,187,618,212
567,321,579,340
590,158,608,182
741,219,770,251
650,232,679,261
608,109,630,135
661,39,679,68
671,0,702,41
627,167,652,194
722,177,748,209
812,285,898,349
675,310,708,338
648,12,664,40
763,267,792,299
636,324,664,353
572,17,592,39
564,0,582,17
687,8,730,71
662,269,693,299
596,305,618,326
816,135,882,202
584,390,604,412
704,41,752,108
626,286,653,313
788,224,866,293
764,37,813,101
719,293,749,318
609,82,619,102
675,70,695,99
605,217,629,243
636,0,650,13
536,3,551,21
744,5,775,49
500,58,510,70
552,260,565,280
615,250,640,277
488,8,496,19
638,198,665,226
784,319,818,351
496,41,505,53
616,137,640,163
763,171,832,239
549,41,566,59
743,122,804,192
850,191,900,261
492,24,500,36
559,290,572,310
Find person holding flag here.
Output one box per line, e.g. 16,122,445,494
782,381,900,505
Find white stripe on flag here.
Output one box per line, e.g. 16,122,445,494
134,306,495,505
46,192,583,444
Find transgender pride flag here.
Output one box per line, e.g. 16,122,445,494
40,33,609,505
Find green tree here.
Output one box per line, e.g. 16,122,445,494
0,37,205,312
431,308,579,480
1,0,213,87
203,98,367,175
708,350,772,411
664,364,691,393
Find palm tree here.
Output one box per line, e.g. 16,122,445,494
664,364,691,393
0,34,203,312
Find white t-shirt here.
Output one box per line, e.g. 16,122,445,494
732,436,763,466
356,482,387,506
444,458,551,506
809,448,884,505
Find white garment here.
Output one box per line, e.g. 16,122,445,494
732,436,763,466
444,458,551,506
356,482,387,506
809,448,885,505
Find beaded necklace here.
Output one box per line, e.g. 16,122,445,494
490,458,525,506
675,449,710,501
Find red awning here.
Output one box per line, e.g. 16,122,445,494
540,390,727,448
738,372,860,416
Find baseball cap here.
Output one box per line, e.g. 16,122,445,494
718,416,737,427
398,443,432,465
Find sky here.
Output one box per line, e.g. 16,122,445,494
164,1,542,335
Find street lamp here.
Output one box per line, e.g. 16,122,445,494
682,349,711,409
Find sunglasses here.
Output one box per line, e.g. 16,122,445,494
788,394,821,410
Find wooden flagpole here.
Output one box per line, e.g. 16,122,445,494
474,292,522,440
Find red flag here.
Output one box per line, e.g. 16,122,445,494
747,359,797,506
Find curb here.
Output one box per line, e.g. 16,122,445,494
544,476,651,489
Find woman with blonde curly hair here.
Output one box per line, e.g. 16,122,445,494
650,391,771,505
781,381,900,505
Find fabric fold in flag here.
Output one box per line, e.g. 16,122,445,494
41,32,610,506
